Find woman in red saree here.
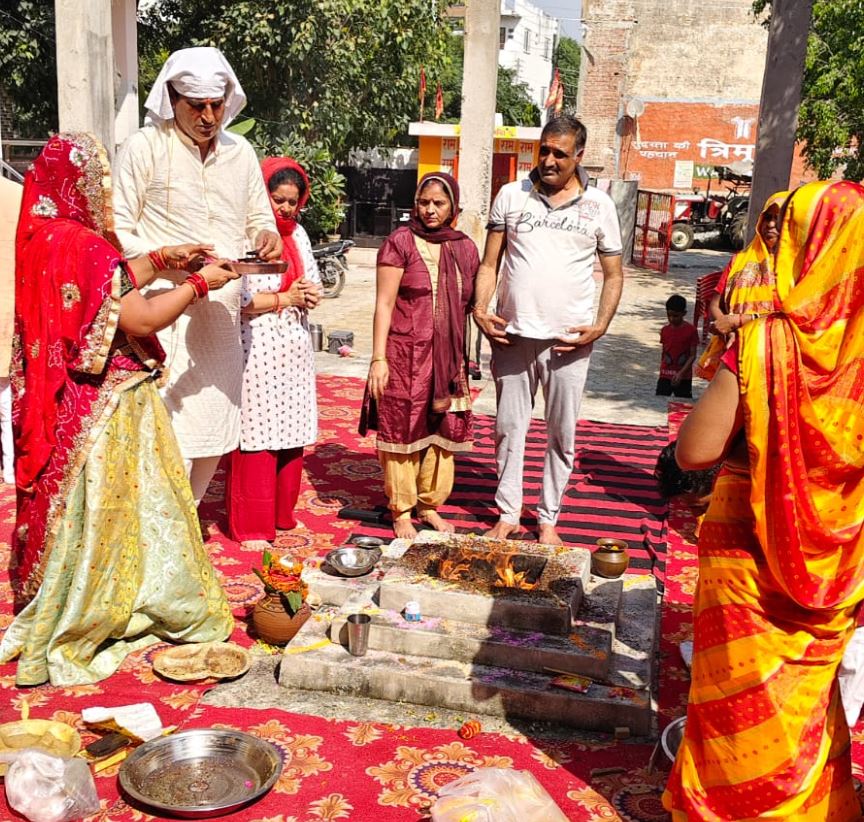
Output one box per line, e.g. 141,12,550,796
361,172,479,539
0,133,235,686
664,180,864,819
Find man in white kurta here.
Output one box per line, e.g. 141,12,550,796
113,47,280,504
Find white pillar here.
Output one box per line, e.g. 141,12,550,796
55,0,115,154
458,0,501,249
112,0,139,148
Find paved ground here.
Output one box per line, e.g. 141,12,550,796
312,245,732,426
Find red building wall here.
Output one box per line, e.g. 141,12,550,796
619,100,816,192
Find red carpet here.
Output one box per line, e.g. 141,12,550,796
341,410,669,587
1,379,860,820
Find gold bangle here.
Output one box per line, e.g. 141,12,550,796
370,356,387,364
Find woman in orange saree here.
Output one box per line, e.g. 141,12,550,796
663,180,864,820
695,190,787,381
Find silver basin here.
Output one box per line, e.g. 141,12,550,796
119,729,282,818
325,546,382,577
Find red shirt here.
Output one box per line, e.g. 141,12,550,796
660,321,700,379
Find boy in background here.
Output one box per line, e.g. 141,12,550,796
656,294,699,399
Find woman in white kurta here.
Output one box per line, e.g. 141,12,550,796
227,158,321,545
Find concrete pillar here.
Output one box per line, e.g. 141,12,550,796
458,0,501,249
746,0,813,240
55,0,115,154
112,0,139,147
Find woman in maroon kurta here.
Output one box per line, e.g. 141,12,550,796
361,173,479,539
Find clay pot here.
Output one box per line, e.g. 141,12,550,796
591,538,630,579
251,595,311,645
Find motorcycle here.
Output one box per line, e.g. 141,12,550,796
313,239,354,299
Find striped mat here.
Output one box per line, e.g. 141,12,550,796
345,414,670,587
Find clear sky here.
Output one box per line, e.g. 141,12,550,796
532,0,581,40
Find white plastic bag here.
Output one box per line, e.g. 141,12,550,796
0,749,99,822
430,768,568,822
839,625,864,728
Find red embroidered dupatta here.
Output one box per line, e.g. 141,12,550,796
12,133,159,601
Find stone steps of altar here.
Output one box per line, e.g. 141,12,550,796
280,575,658,735
327,575,623,681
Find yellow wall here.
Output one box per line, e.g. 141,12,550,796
417,136,443,180
416,134,540,184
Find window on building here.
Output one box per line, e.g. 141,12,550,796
524,29,531,53
544,38,551,58
500,26,507,49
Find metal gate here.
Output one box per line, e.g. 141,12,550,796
633,190,674,273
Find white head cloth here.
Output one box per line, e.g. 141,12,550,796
144,47,247,126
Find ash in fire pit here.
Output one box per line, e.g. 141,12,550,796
432,544,547,591
380,533,592,633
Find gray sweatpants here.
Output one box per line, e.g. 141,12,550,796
492,335,591,526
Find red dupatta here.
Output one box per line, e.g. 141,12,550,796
260,157,310,291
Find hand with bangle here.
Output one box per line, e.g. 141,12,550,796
368,354,389,401
715,311,757,335
183,260,238,301
149,243,215,273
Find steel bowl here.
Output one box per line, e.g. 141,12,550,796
324,546,382,577
119,729,282,818
661,716,687,762
350,536,385,549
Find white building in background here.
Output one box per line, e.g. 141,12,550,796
497,0,560,113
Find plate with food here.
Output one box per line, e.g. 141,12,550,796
152,642,252,682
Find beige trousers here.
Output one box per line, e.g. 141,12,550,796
379,445,455,520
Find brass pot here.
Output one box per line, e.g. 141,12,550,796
591,538,630,578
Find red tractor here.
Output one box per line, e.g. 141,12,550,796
668,164,752,252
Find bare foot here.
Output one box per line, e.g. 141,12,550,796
486,520,520,539
537,524,563,545
392,518,418,540
419,510,455,533
241,538,272,552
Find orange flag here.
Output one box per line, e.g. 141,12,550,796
554,81,565,113
544,68,560,109
435,82,444,120
419,67,427,121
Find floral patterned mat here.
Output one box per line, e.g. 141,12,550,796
3,383,854,820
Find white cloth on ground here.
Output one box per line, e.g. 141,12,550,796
113,120,276,459
239,225,319,451
144,47,247,125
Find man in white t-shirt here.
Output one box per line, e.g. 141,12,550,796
473,114,624,545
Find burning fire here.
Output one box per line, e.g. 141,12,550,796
435,547,545,591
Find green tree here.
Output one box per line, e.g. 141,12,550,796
752,0,864,180
139,0,452,159
554,36,580,112
0,0,56,137
422,33,540,126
